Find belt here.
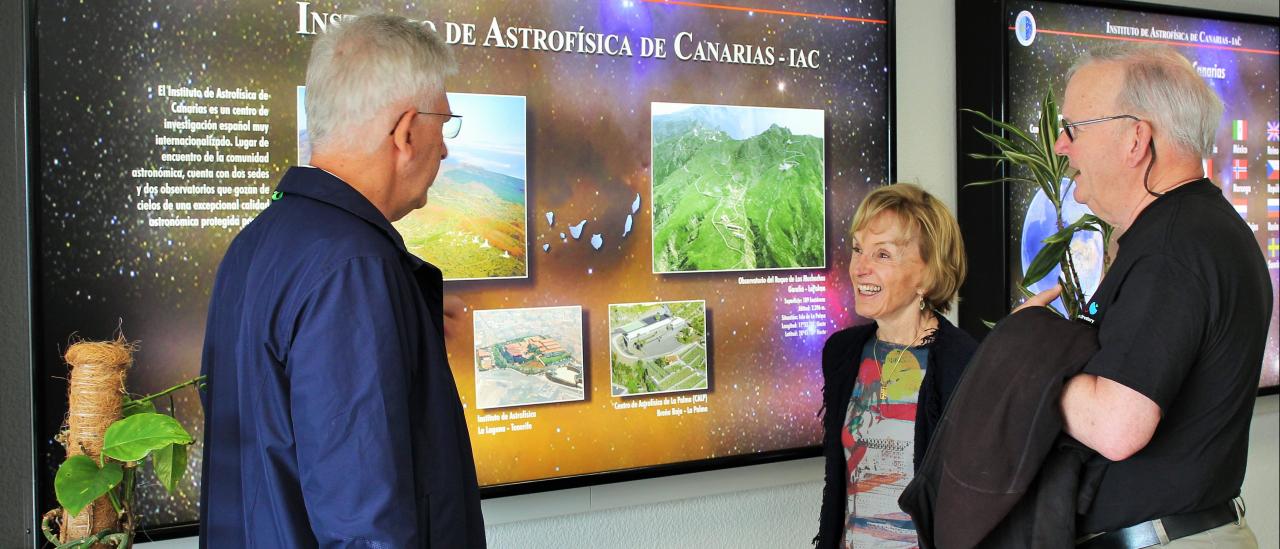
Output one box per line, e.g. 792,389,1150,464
1077,500,1241,549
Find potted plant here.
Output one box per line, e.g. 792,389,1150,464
963,90,1113,321
40,336,203,549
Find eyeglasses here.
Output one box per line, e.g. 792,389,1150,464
390,111,463,139
420,111,462,139
1058,114,1140,142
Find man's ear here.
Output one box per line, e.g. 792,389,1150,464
390,109,416,157
1126,120,1154,168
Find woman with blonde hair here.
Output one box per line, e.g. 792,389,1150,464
815,183,977,548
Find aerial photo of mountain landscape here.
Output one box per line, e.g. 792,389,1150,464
395,93,528,280
651,102,826,274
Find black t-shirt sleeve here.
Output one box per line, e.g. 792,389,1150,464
1083,253,1208,411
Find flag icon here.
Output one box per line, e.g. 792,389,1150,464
1268,159,1279,180
1203,158,1214,178
1233,120,1247,141
1231,197,1249,218
1269,238,1279,259
1268,198,1279,219
1232,158,1248,180
1267,120,1279,142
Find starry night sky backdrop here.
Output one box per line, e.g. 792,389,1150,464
33,0,890,528
1001,1,1279,389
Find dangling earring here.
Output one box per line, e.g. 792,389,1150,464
918,294,927,311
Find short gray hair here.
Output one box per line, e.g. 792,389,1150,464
304,12,457,153
1068,44,1222,158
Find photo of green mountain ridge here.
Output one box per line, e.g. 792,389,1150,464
651,103,825,273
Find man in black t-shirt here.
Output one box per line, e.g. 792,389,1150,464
1020,44,1272,547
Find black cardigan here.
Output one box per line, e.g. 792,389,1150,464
899,307,1103,549
814,313,978,549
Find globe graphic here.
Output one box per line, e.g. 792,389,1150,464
1016,15,1032,42
1014,11,1036,46
1020,180,1105,314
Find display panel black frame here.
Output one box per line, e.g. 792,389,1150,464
955,0,1279,397
1,0,39,546
22,0,899,542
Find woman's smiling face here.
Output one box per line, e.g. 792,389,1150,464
849,211,927,322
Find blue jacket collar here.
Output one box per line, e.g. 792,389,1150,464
275,166,426,270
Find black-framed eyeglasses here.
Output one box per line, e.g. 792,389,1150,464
391,112,462,139
420,112,462,139
1058,114,1140,142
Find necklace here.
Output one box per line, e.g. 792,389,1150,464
874,337,920,375
874,310,935,354
873,320,935,400
874,340,911,402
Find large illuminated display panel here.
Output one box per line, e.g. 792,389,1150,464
32,0,892,534
957,0,1279,391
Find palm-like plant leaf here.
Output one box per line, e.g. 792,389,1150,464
962,108,1039,149
963,89,1113,320
963,177,1036,188
1022,237,1071,288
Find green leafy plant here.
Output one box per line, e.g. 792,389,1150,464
963,90,1113,321
42,375,205,548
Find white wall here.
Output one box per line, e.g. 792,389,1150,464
1243,396,1280,548
895,0,958,212
110,0,1280,547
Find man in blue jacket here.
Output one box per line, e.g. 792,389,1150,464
199,12,484,547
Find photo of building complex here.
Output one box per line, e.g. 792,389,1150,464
609,301,709,396
473,306,586,409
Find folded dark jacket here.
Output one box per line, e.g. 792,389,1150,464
899,307,1106,549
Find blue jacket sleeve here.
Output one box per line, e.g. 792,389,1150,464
286,256,421,547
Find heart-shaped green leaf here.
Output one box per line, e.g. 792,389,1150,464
55,455,123,517
121,399,156,417
102,413,192,463
152,442,189,494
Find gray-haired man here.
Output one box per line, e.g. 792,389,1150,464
1022,44,1271,548
200,13,485,547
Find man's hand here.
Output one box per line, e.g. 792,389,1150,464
1013,284,1061,313
443,294,466,339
